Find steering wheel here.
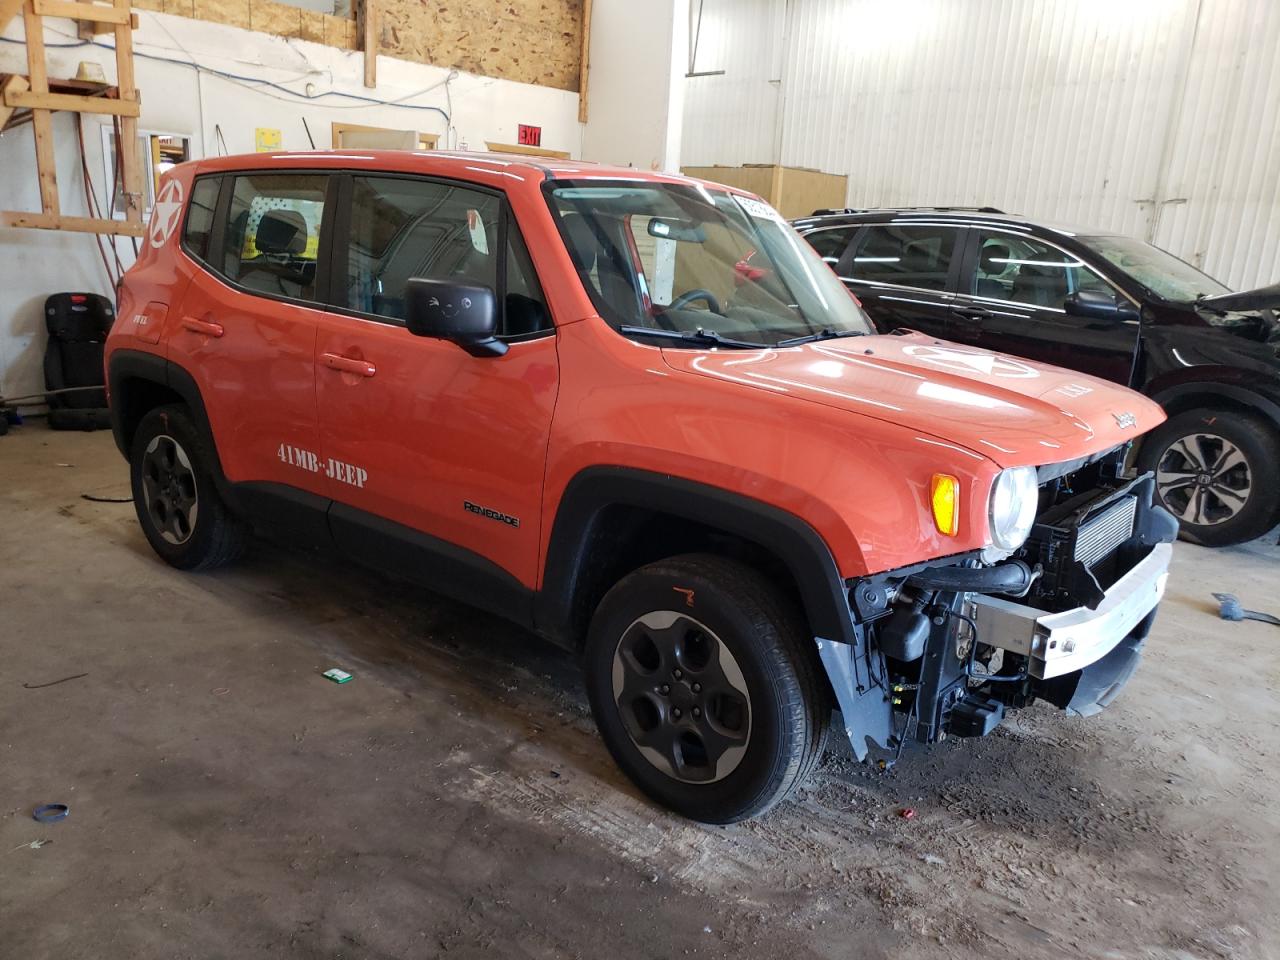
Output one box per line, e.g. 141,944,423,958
668,288,722,314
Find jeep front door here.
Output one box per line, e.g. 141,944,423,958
836,223,961,338
950,230,1139,385
313,174,558,606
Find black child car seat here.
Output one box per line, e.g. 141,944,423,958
44,292,114,431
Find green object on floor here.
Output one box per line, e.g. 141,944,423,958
322,668,353,684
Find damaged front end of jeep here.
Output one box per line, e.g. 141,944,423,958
818,447,1179,764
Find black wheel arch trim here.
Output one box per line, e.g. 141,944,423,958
534,466,856,650
1148,380,1280,432
108,349,234,501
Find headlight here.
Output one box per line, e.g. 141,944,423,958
988,466,1039,551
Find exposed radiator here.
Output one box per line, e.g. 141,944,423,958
1074,495,1138,568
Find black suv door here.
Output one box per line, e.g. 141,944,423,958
833,222,963,338
949,228,1140,385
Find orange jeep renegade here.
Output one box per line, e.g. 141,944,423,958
107,152,1177,823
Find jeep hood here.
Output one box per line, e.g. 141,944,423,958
660,331,1165,468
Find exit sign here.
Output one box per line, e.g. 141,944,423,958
517,124,542,147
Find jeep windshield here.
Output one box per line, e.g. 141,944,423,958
546,180,873,347
1078,234,1229,302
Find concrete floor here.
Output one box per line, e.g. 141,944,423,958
2,421,1278,960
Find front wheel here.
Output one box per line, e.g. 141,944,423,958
1137,407,1280,547
584,553,829,823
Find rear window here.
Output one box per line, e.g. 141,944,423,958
182,177,220,262
219,173,328,303
848,224,958,291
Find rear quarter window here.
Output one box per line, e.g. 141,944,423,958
182,177,220,262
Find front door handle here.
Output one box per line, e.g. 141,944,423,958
953,306,993,323
322,353,377,378
182,316,224,338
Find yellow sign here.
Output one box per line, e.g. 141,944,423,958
254,128,282,152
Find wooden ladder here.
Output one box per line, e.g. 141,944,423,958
1,0,145,236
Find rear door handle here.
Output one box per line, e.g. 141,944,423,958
953,306,993,323
322,353,377,378
182,316,224,338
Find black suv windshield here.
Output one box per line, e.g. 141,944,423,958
547,180,873,347
1078,234,1229,302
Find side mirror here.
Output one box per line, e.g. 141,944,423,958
405,278,506,357
1064,289,1139,323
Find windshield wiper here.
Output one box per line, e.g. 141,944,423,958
619,325,762,350
774,328,866,347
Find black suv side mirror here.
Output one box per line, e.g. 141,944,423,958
1064,289,1139,323
405,278,507,357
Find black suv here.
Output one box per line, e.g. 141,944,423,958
793,207,1280,547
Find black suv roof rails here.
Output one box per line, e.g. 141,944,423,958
809,205,1007,216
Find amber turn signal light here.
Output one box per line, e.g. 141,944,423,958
930,474,960,536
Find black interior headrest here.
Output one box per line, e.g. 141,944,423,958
256,209,308,255
979,242,1012,274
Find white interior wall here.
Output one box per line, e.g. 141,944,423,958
580,0,690,172
0,10,580,404
682,0,1280,292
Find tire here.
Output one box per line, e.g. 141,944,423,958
584,553,829,823
1136,407,1280,547
129,404,247,570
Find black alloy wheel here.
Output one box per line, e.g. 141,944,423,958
141,434,200,545
584,553,829,823
130,404,247,570
611,610,752,783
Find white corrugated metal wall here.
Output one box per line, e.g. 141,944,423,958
681,0,1280,291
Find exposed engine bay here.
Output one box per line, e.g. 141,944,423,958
825,446,1179,765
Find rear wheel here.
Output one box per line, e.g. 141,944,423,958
1137,407,1280,547
130,405,247,570
584,553,829,823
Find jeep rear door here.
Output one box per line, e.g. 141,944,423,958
170,171,332,512
830,222,962,338
312,173,557,606
949,228,1139,384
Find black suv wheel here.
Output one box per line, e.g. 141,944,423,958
584,553,829,823
1137,407,1280,547
130,405,247,570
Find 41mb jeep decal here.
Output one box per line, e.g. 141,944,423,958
278,443,368,489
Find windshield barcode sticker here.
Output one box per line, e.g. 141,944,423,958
733,195,785,223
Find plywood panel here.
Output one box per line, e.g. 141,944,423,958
322,12,355,48
380,0,583,91
130,0,583,92
774,166,847,220
249,0,302,37
680,164,847,219
682,164,776,199
299,8,323,43
193,0,248,30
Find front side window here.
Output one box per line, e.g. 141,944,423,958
347,176,499,322
345,176,549,336
848,224,957,290
221,173,327,302
1077,234,1228,302
971,232,1115,309
547,181,872,347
